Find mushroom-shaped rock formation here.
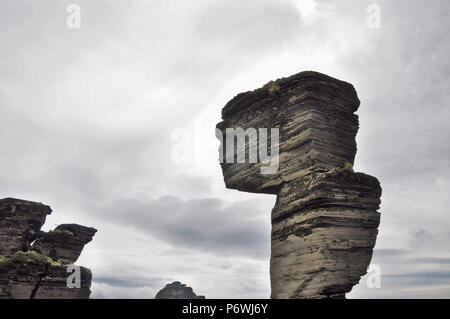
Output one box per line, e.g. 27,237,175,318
155,281,205,299
32,224,97,264
0,198,96,299
216,71,382,299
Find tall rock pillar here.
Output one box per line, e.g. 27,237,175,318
216,71,382,298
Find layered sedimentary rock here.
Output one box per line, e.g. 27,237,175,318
155,281,205,299
32,224,97,264
216,71,382,298
0,198,96,299
0,198,52,256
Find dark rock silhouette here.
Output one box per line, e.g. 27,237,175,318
216,71,382,298
155,281,205,299
0,198,96,299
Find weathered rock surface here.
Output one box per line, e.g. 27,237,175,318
155,281,205,299
32,224,97,264
216,71,382,298
0,198,52,256
0,198,96,299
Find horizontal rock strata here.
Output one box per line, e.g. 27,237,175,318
0,198,96,299
0,198,52,256
216,71,382,298
32,224,97,264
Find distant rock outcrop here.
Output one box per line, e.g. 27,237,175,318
216,71,382,298
155,281,205,299
0,198,96,299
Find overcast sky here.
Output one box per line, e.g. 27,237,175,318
0,0,449,298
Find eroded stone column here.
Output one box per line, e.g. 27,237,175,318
216,71,382,298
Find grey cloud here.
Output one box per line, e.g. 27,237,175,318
350,247,450,298
175,175,213,195
409,228,434,250
193,0,302,51
373,248,410,258
414,258,450,265
329,0,450,183
93,276,166,289
385,272,450,280
86,196,271,259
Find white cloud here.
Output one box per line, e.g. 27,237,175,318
290,0,317,19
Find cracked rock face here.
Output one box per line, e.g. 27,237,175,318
155,281,205,299
216,71,382,299
0,198,96,299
